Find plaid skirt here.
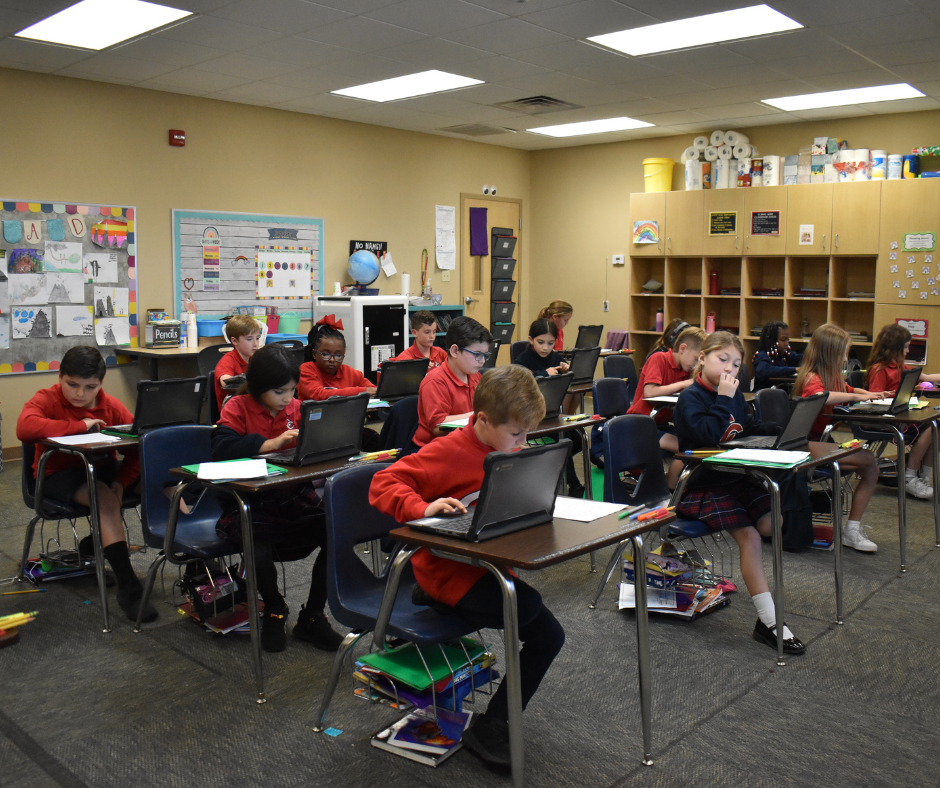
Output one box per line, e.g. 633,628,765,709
677,477,770,532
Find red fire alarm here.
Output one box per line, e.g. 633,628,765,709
169,129,185,147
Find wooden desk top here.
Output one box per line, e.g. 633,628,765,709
390,511,669,571
677,442,860,473
526,415,601,439
569,382,594,394
39,435,139,454
820,406,940,426
117,346,204,359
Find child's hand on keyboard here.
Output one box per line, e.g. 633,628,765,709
260,429,299,453
83,418,106,432
424,498,468,517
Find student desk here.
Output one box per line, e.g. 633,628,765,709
374,510,673,787
675,442,860,664
117,346,202,379
33,435,140,633
568,381,594,413
820,407,940,572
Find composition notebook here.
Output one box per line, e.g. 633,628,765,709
703,448,810,469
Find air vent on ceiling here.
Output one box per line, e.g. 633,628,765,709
438,123,517,137
493,95,583,115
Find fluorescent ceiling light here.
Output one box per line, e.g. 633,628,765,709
16,0,191,51
332,70,483,102
528,117,654,138
587,4,802,57
762,83,926,111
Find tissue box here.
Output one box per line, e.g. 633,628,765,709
812,136,829,155
827,138,847,154
811,155,826,183
145,320,180,347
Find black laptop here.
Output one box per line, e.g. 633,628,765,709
407,440,570,542
568,346,602,386
560,325,604,360
257,393,369,466
374,358,430,402
538,373,573,420
103,377,207,438
720,392,828,450
849,366,922,415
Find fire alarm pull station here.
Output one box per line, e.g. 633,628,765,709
169,129,185,147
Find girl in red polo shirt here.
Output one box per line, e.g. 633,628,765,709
867,323,940,499
537,300,572,351
298,315,376,401
213,344,342,653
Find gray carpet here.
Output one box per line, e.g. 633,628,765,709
1,451,938,788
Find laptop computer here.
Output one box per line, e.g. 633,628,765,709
103,377,207,438
560,325,604,360
407,440,571,542
568,346,602,385
720,391,828,450
538,373,573,420
257,393,369,466
374,358,430,402
848,366,922,415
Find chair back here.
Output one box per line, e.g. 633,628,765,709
482,340,501,369
510,340,529,363
755,387,791,428
272,339,305,371
738,364,751,392
602,415,671,506
196,345,232,377
378,395,419,455
846,357,863,374
592,378,631,419
603,355,638,401
21,441,37,510
846,369,866,389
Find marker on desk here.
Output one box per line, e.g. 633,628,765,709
636,506,676,522
617,504,647,520
355,449,400,462
684,450,724,456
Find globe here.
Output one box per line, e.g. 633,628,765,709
348,249,381,286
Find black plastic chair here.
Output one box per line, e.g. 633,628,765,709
482,339,501,369
197,345,233,424
755,387,790,427
313,464,480,729
510,339,528,363
378,395,419,456
272,339,305,370
738,364,752,392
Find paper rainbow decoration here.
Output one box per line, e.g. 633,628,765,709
632,220,660,245
91,218,128,248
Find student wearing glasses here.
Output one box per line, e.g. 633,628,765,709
413,316,494,447
298,314,377,401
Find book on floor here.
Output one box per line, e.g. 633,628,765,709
371,706,472,766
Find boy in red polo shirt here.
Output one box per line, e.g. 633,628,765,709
213,314,262,410
370,365,565,771
16,346,156,623
298,315,376,401
391,310,448,368
413,316,493,447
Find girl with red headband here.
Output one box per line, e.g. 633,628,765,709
298,315,377,401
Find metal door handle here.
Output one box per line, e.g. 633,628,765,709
822,234,827,249
667,236,671,250
465,296,479,305
835,233,839,248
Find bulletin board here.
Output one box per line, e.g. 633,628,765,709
172,209,324,318
0,198,138,375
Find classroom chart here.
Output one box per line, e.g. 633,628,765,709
172,209,324,318
0,199,138,375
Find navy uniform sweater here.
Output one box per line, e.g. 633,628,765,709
514,347,566,377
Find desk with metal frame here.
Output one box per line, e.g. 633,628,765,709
116,345,203,379
373,511,672,787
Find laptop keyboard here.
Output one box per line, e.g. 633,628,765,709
417,511,475,536
742,436,777,448
105,424,134,435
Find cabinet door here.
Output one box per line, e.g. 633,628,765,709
786,184,832,255
702,190,746,255
876,179,940,303
743,186,788,255
630,192,666,256
831,181,881,254
664,191,704,255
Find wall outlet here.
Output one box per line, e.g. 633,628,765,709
442,270,451,281
603,300,609,312
612,254,625,266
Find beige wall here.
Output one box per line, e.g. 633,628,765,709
0,67,531,454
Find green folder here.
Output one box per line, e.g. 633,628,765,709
180,459,288,476
358,638,486,692
702,455,805,469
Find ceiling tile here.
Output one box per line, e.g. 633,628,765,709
787,105,876,120
820,13,940,49
619,75,711,97
593,97,680,116
54,52,178,81
732,79,818,102
111,36,227,67
695,101,782,120
669,122,725,134
799,68,899,92
607,0,759,23
365,0,507,36
268,92,365,114
499,71,600,96
519,0,657,38
717,113,801,128
134,67,252,93
324,53,420,81
208,0,351,34
633,109,712,126
263,67,351,92
306,0,407,11
0,37,91,71
239,36,356,67
203,92,271,107
858,37,940,68
208,80,320,103
300,17,428,52
460,0,581,17
162,0,234,11
190,52,300,80
376,37,492,68
0,0,75,13
514,41,671,84
912,80,940,97
641,47,756,75
770,0,916,26
450,82,535,104
893,62,940,83
53,69,136,86
719,30,840,63
441,18,570,55
664,88,750,110
389,92,521,121
700,64,792,89
0,6,44,37
570,84,640,106
156,15,285,50
766,50,876,79
861,96,940,114
459,55,550,82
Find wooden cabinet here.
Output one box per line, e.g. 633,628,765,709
786,184,832,255
629,192,666,257
663,191,704,255
743,186,788,255
876,179,940,303
831,181,881,254
702,190,745,256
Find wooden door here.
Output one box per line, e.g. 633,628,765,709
786,184,833,255
702,190,746,256
664,191,704,255
461,196,521,366
831,181,881,254
743,186,788,255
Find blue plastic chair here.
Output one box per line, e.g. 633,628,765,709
378,395,419,456
313,463,480,730
510,339,529,363
589,377,631,468
603,355,638,402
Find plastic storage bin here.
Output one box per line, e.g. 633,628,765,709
643,158,675,192
491,302,515,323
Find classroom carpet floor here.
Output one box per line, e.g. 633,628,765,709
1,447,938,788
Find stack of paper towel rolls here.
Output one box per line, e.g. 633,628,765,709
681,130,779,188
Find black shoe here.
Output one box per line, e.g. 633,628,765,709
116,583,158,623
78,536,116,586
462,714,512,773
292,605,343,651
753,618,806,655
567,482,585,499
261,605,288,653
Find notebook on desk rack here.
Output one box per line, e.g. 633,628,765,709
848,367,922,415
407,440,570,542
103,376,207,438
257,393,369,466
720,392,827,450
567,347,601,386
375,358,430,402
537,373,573,420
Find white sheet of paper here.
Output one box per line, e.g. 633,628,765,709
44,241,84,273
867,398,893,406
440,415,470,428
645,395,679,404
715,448,810,464
0,316,8,349
197,459,268,481
619,583,677,610
9,273,85,305
380,252,397,277
56,305,94,337
84,252,119,283
93,286,129,317
49,433,121,446
552,496,626,522
435,204,456,270
94,317,130,346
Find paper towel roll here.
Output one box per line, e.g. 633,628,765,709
704,146,719,162
681,146,700,163
871,150,887,179
702,161,711,189
401,273,410,296
693,136,709,151
717,145,734,160
715,158,730,189
728,159,738,186
762,155,781,186
724,130,749,147
187,313,198,349
732,143,751,160
710,130,725,147
750,146,760,158
685,158,703,190
736,158,752,187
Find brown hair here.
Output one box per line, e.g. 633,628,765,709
537,300,573,321
528,318,557,339
651,318,686,353
410,310,437,330
226,314,262,341
693,331,744,379
474,365,545,429
867,323,911,372
794,323,850,396
674,326,705,352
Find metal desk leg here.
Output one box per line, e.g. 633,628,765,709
888,426,907,572
580,424,597,572
932,421,940,548
149,358,159,380
81,457,111,633
753,471,784,666
831,461,843,625
631,535,654,766
231,491,266,704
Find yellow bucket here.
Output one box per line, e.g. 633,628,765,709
643,158,675,193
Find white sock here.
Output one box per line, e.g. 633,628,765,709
906,468,917,479
847,519,861,529
752,591,794,639
920,466,932,479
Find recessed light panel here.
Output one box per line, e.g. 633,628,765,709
762,83,926,111
332,70,483,102
528,117,654,138
16,0,192,51
588,4,802,57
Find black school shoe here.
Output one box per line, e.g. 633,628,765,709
116,583,159,623
261,606,288,652
292,605,343,651
462,714,512,773
753,618,806,655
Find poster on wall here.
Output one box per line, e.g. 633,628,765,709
256,246,312,299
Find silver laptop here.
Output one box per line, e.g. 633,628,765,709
720,392,828,450
258,393,369,466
